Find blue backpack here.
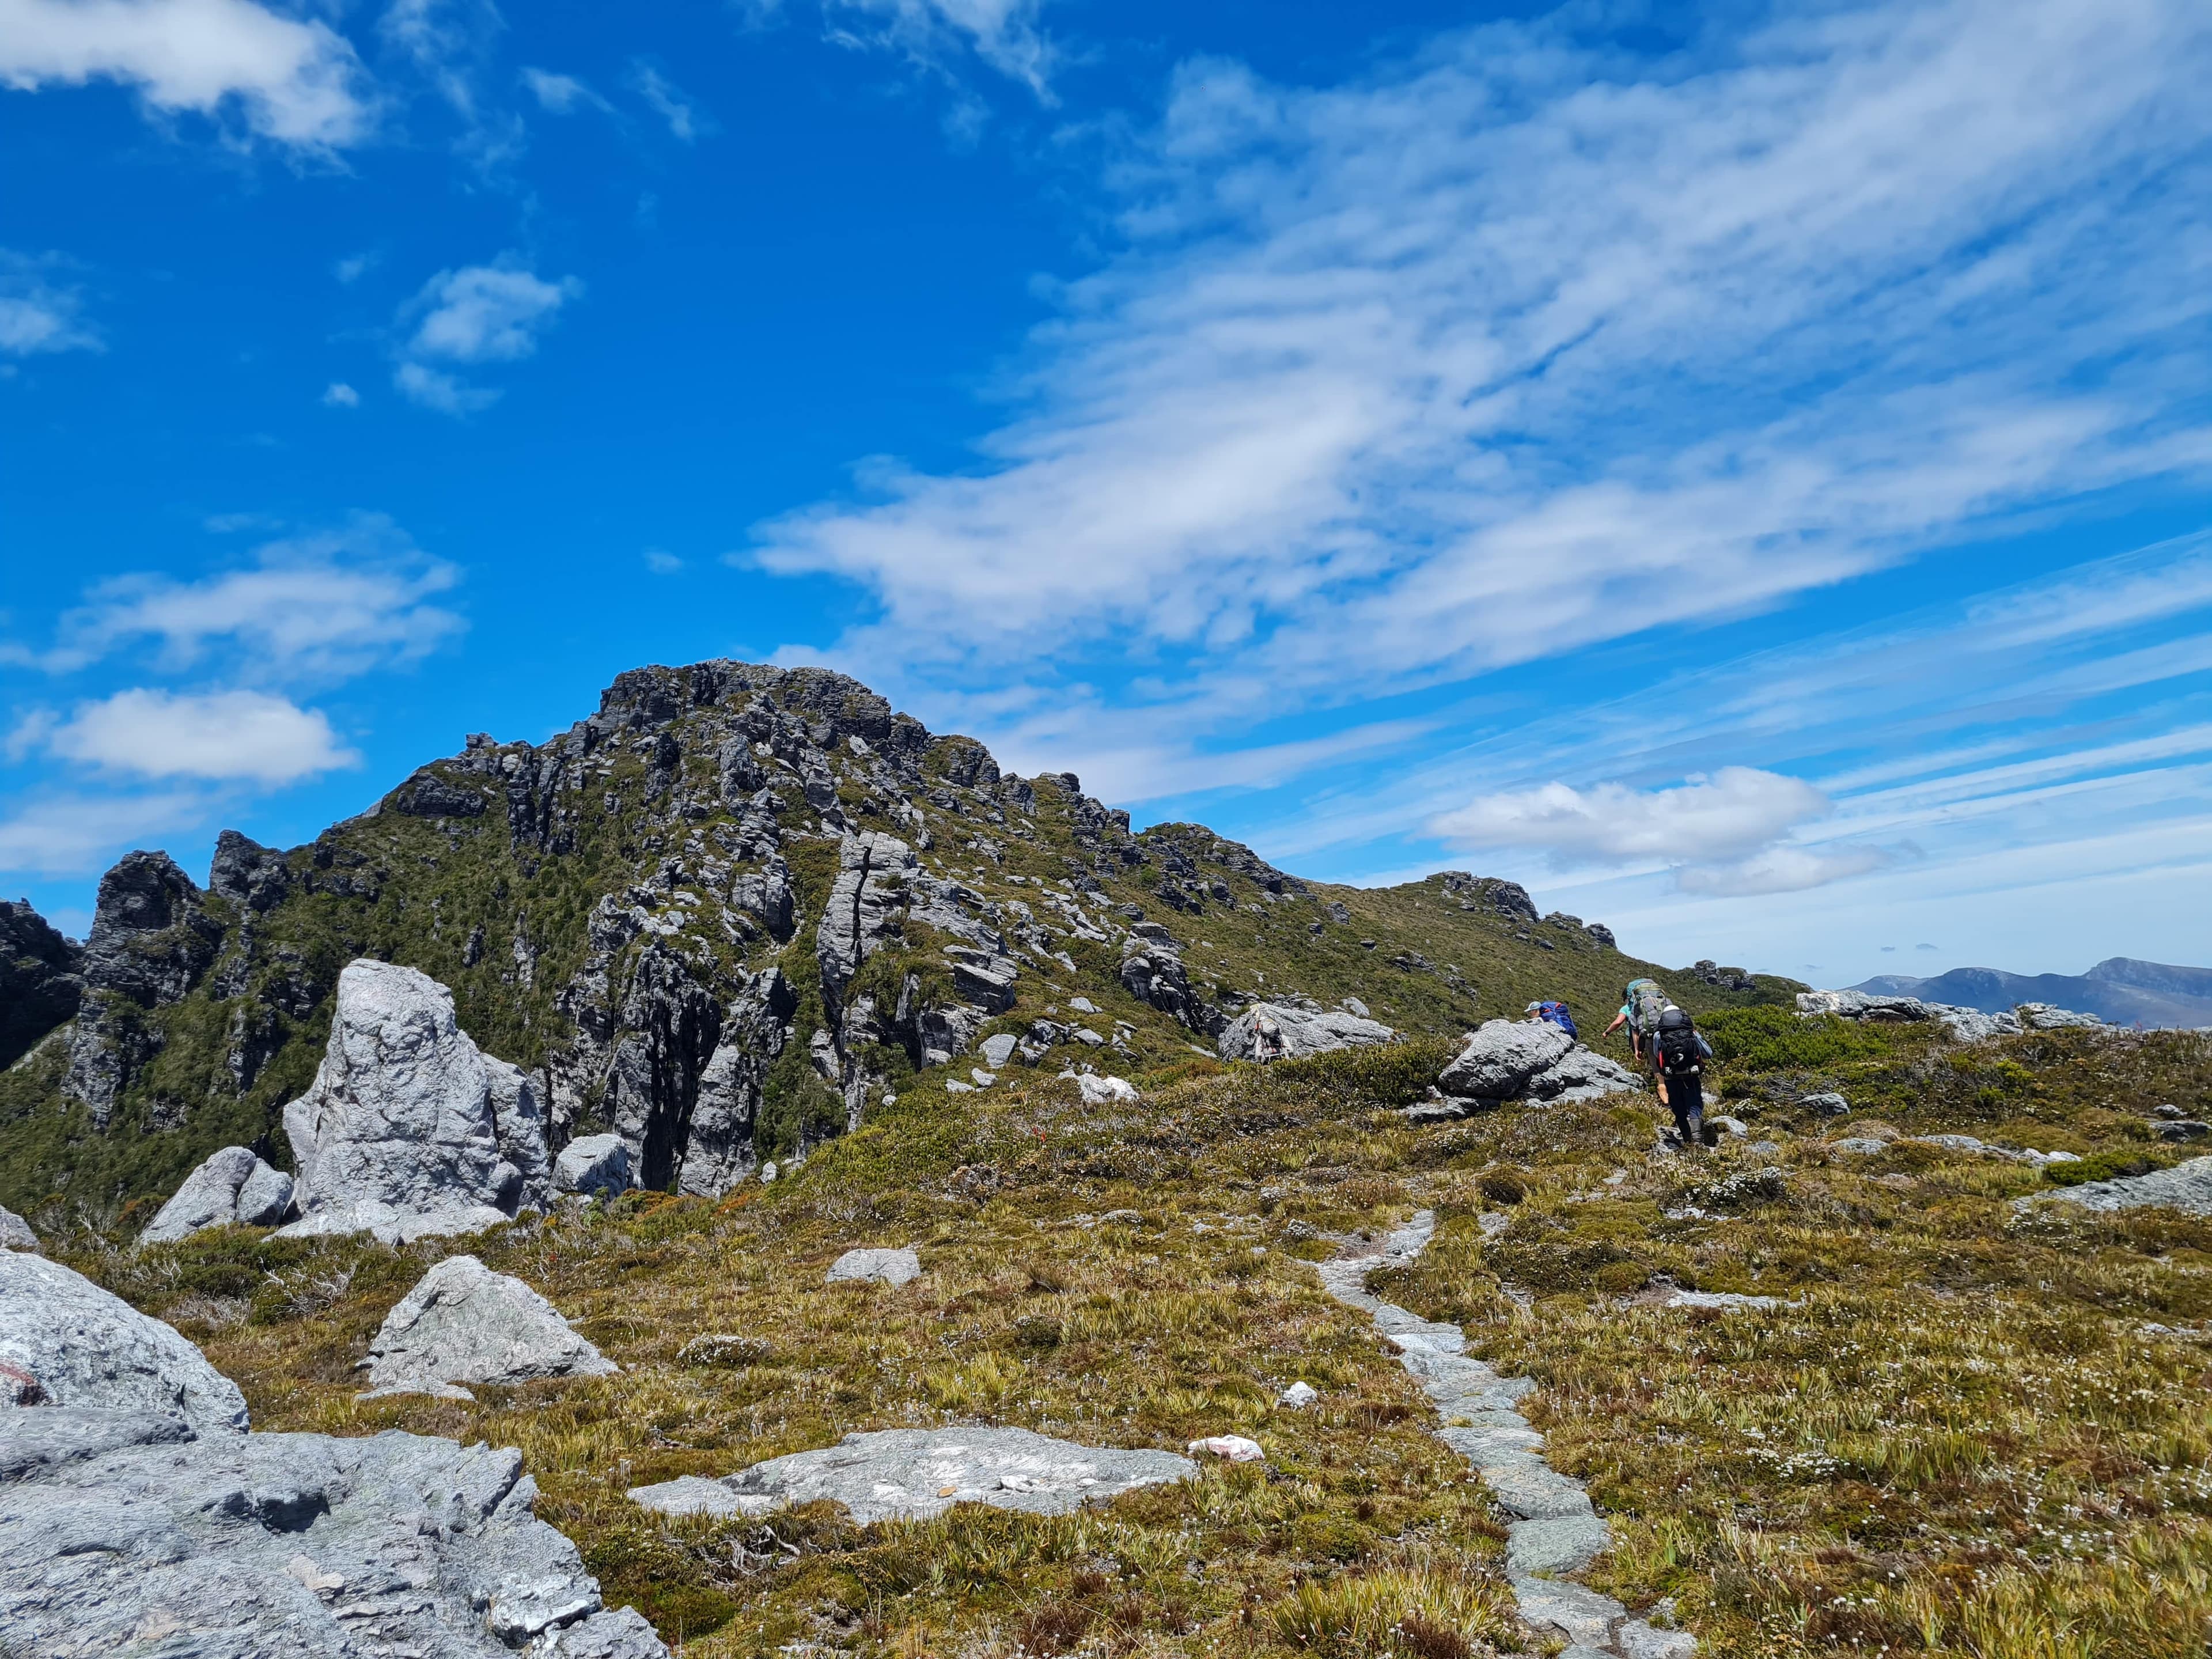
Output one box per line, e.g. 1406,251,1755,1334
1528,1001,1579,1039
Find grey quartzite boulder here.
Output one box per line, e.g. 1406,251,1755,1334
0,1205,37,1252
1436,1020,1639,1105
0,1407,668,1658
628,1426,1196,1524
1217,1001,1396,1063
276,959,552,1245
0,1251,248,1433
361,1255,618,1400
554,1132,634,1199
141,1145,295,1244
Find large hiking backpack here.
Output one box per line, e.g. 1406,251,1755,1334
1627,979,1668,1033
1654,1006,1702,1077
1528,1001,1579,1039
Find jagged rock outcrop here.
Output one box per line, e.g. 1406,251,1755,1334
1119,923,1224,1036
555,1132,634,1198
1218,1002,1397,1063
62,852,224,1127
0,897,82,1071
361,1255,617,1399
0,1408,667,1657
140,1146,294,1244
275,960,551,1244
0,1251,248,1433
677,967,794,1196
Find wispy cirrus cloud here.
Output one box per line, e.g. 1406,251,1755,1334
752,0,2212,730
0,0,371,148
17,514,464,683
0,251,100,357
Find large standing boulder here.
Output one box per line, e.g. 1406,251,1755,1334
816,831,917,1007
1217,1002,1397,1063
141,1146,295,1244
555,1132,634,1199
0,1206,37,1252
361,1255,617,1400
274,959,551,1245
0,1410,668,1657
0,1250,248,1433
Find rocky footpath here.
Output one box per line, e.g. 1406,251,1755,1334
1320,1215,1695,1659
0,1253,664,1657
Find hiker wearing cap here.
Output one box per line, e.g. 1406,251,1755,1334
1526,1000,1578,1039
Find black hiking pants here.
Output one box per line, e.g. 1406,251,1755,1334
1664,1069,1706,1145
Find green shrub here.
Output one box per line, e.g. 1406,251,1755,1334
1701,1006,1897,1072
2044,1146,2180,1187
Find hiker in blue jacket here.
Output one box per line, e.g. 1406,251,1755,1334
1525,1000,1578,1039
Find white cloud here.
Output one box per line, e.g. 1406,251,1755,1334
391,257,581,413
627,63,704,141
393,359,495,414
823,0,1055,100
752,0,2212,726
322,380,359,407
0,252,99,355
1675,845,1893,897
0,0,370,148
0,788,215,877
40,514,464,682
41,688,358,783
643,548,683,574
521,66,607,114
1431,767,1834,868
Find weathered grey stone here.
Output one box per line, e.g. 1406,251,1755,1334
1619,1619,1700,1657
825,1247,921,1287
1438,1019,1573,1099
1512,1577,1628,1646
980,1032,1019,1069
0,1204,37,1252
1507,1513,1612,1575
1217,1002,1396,1062
275,959,543,1244
485,1056,552,1213
645,1427,1195,1524
0,1251,248,1433
626,1475,781,1519
555,1132,634,1199
816,832,917,1006
1482,1460,1594,1520
1527,1043,1641,1103
1936,1006,2022,1042
0,1410,665,1658
1665,1289,1782,1312
1831,1136,1889,1156
141,1145,296,1244
63,851,224,1128
2023,1154,2212,1218
1800,1091,1850,1116
361,1255,616,1399
2018,1001,2104,1030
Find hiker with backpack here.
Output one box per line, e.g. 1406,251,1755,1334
1603,978,1671,1067
1653,1006,1715,1146
1525,1000,1579,1039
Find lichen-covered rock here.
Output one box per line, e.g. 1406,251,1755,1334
362,1255,616,1399
2018,1002,2104,1031
274,959,547,1245
825,1247,921,1287
2022,1155,2212,1218
141,1146,296,1244
1217,1002,1396,1063
554,1132,634,1199
632,1427,1195,1524
0,1251,248,1433
0,1407,665,1657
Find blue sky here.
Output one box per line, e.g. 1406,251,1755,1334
3,0,2210,986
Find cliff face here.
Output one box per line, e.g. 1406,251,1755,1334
0,659,1759,1224
1,899,84,1071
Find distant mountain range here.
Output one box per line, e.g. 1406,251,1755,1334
1854,957,2212,1029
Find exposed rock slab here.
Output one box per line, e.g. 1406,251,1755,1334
275,959,550,1244
2021,1155,2212,1218
0,1251,248,1433
1438,1021,1638,1104
362,1255,616,1399
825,1247,921,1287
631,1427,1195,1524
0,1406,665,1658
1217,1002,1396,1063
141,1145,296,1244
